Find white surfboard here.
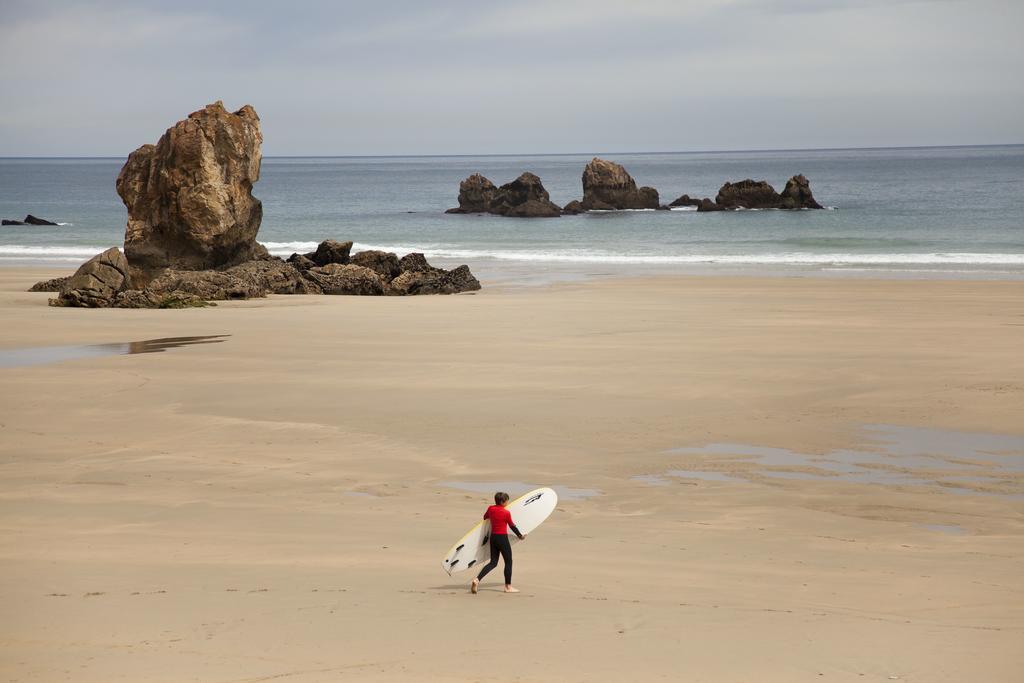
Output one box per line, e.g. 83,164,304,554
441,487,558,576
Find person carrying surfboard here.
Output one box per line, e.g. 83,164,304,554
471,492,526,594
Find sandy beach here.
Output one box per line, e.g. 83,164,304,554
1,268,1022,682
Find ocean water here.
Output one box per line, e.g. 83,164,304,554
1,146,1022,281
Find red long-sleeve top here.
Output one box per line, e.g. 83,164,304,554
484,505,523,538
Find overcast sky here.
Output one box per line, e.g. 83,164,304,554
1,0,1021,156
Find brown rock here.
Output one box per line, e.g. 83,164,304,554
28,275,71,292
113,289,212,309
562,200,586,215
51,247,130,307
446,172,561,217
714,179,782,209
350,250,401,281
445,174,497,214
287,253,316,271
668,194,701,208
490,173,562,217
226,259,320,295
145,268,265,301
696,198,724,212
398,252,435,273
304,264,385,295
307,240,353,267
389,264,481,295
117,101,265,284
779,174,824,209
579,158,659,210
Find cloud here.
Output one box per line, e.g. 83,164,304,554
0,0,1021,155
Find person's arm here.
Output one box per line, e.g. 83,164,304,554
508,517,525,540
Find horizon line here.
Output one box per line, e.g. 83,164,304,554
1,142,1022,161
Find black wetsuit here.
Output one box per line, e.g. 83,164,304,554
476,519,523,584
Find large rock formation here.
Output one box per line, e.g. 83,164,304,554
714,179,782,209
446,172,561,217
51,247,130,308
779,174,824,209
350,250,401,280
116,101,266,285
579,158,659,210
713,176,824,210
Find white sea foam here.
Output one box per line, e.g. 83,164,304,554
4,243,1024,268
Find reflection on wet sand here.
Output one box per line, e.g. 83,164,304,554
0,335,229,368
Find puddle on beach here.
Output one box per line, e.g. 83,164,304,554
442,480,601,501
637,425,1024,498
0,336,229,369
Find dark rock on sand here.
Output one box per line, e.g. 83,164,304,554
227,259,320,295
304,263,386,296
580,158,659,210
398,252,433,273
389,264,481,296
144,268,266,301
117,101,266,285
669,194,701,208
51,247,130,308
113,289,212,309
779,174,824,209
28,276,71,292
446,172,561,218
287,252,316,272
350,250,401,281
307,240,353,267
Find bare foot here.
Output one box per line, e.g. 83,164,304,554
504,585,520,593
470,579,479,594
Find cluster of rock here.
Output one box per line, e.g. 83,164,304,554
2,214,58,226
445,172,562,217
448,158,824,216
674,175,824,212
34,102,480,308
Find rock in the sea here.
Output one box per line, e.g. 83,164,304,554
3,215,59,226
304,264,385,295
779,174,824,210
51,247,130,307
116,101,265,284
490,173,562,217
350,250,401,281
446,172,561,217
28,275,71,292
306,240,353,267
580,158,659,210
714,179,782,209
696,198,724,212
669,194,701,208
24,214,58,226
445,174,497,214
562,200,586,215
